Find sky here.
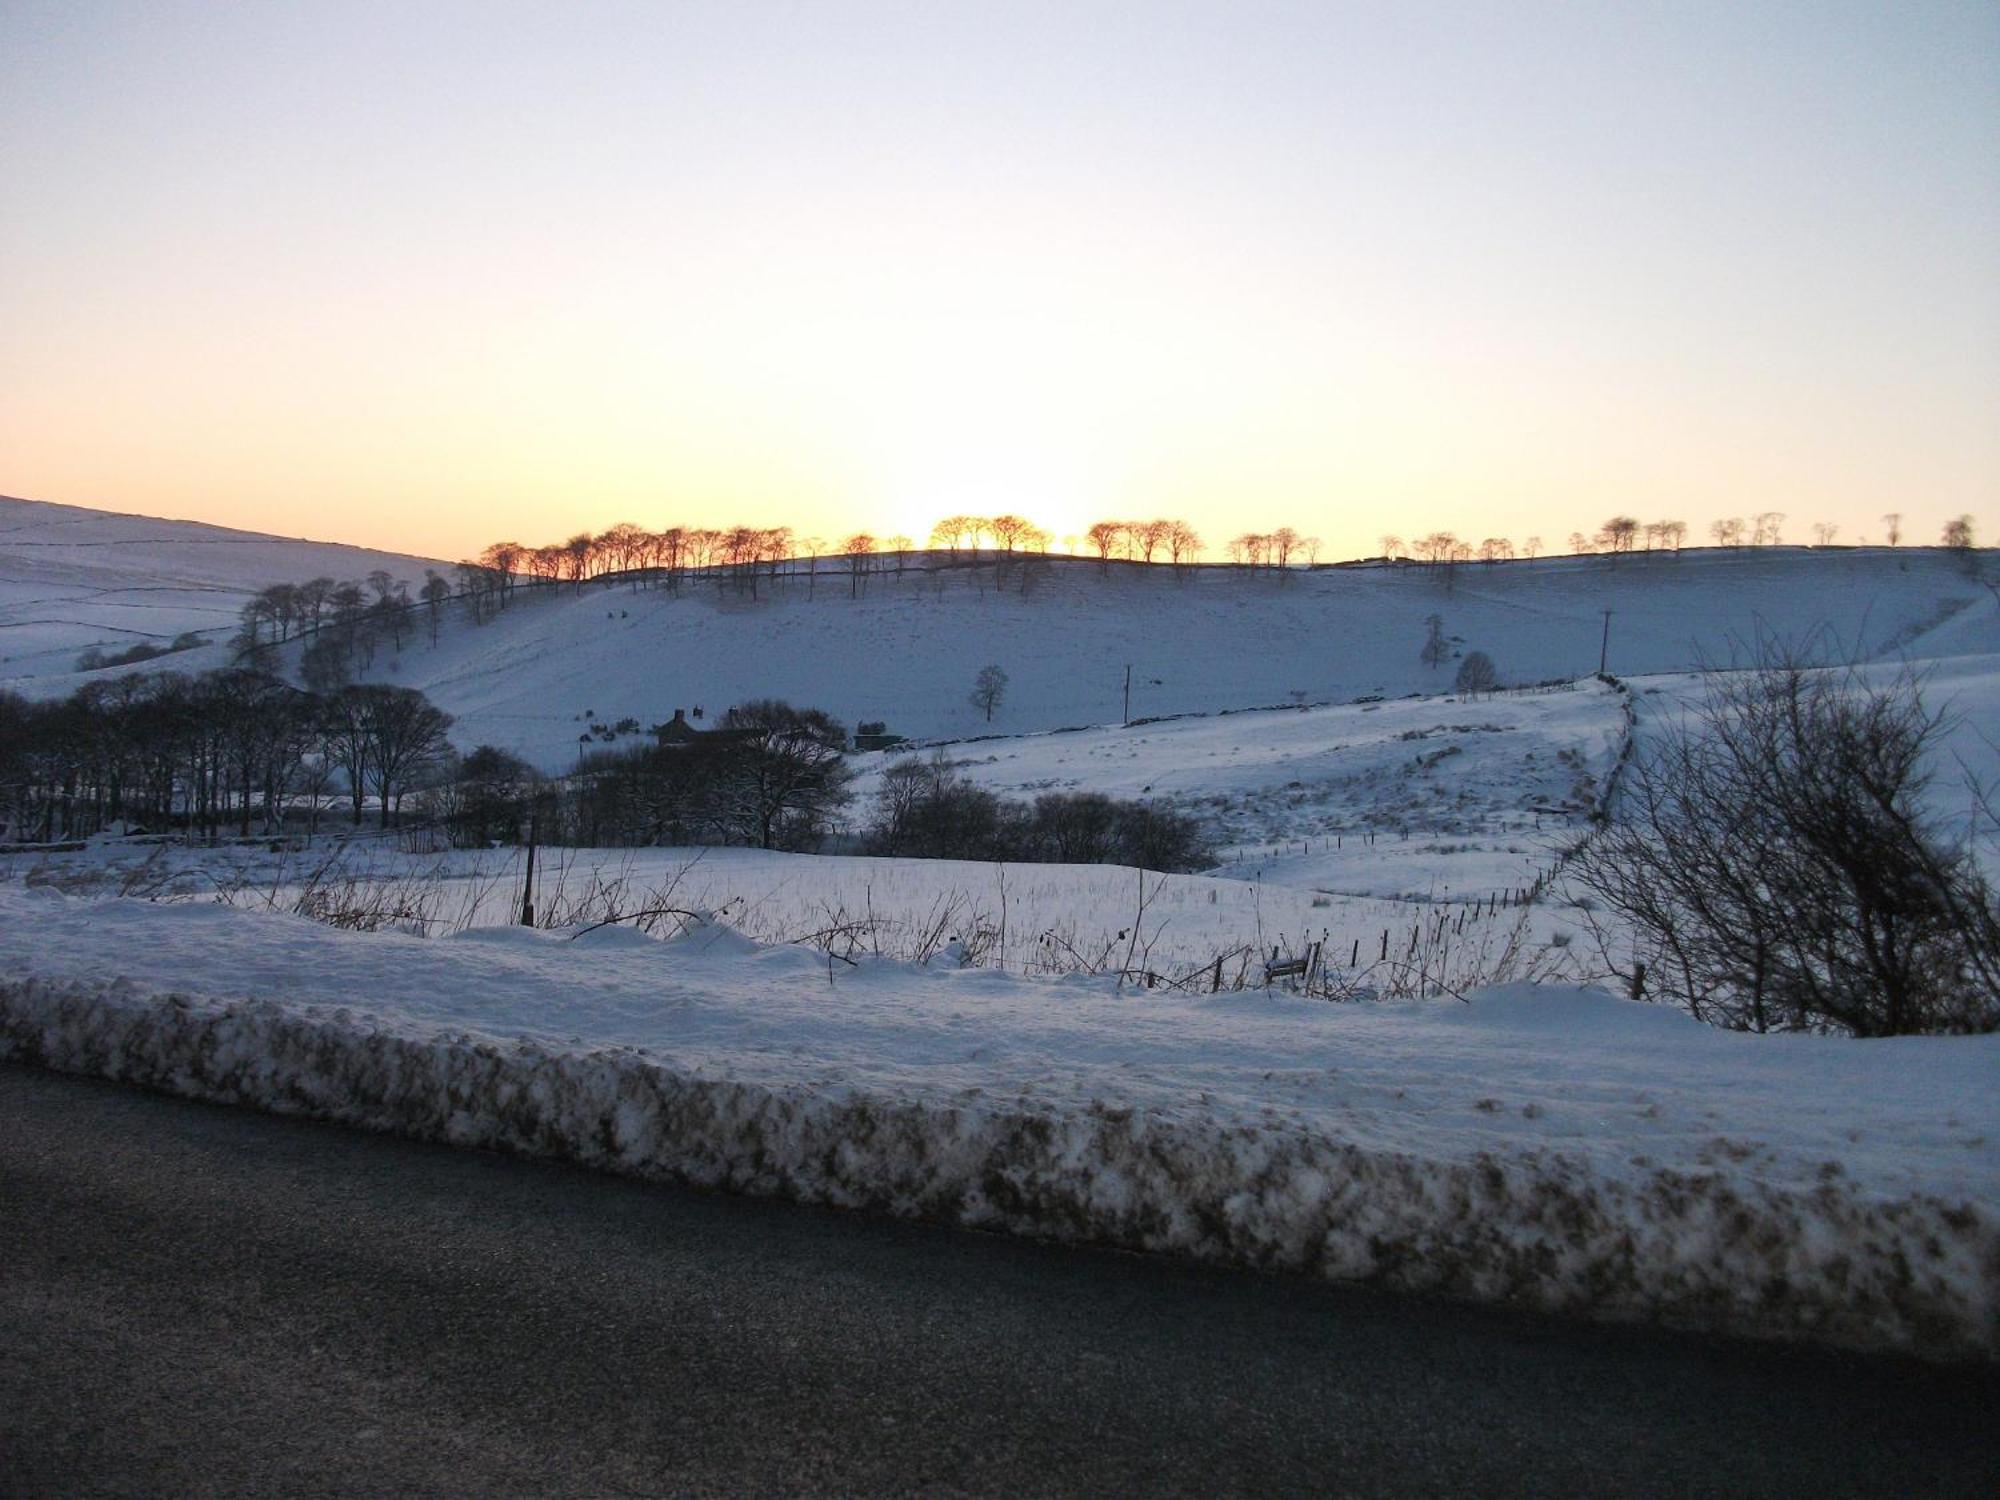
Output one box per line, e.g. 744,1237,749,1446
2,1,1996,563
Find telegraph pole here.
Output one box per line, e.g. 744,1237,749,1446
519,811,538,927
1598,610,1612,676
1123,663,1132,726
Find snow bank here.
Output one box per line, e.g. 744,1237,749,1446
2,889,1993,1360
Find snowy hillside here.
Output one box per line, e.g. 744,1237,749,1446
851,677,1631,899
0,494,444,687
5,496,1991,771
320,546,1991,769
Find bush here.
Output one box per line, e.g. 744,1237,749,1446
570,700,851,852
432,745,541,845
1454,650,1498,697
1568,652,2000,1035
865,755,1211,872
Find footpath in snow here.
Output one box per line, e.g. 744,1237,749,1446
1,884,1993,1361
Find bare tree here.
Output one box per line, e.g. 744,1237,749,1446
1881,512,1903,547
1709,517,1745,547
478,543,524,607
1456,648,1504,692
1420,613,1449,671
713,700,853,850
322,686,373,825
527,545,563,588
1567,652,2000,1035
1454,650,1497,697
1752,511,1785,546
1413,531,1457,568
1812,522,1839,546
1942,514,1975,552
970,663,1009,723
420,571,451,644
757,527,793,591
358,685,454,828
842,533,875,597
1598,516,1640,554
1085,521,1124,568
989,515,1037,552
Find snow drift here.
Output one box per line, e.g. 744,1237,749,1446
1,888,1992,1362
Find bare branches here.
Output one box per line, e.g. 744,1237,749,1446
1567,652,2000,1035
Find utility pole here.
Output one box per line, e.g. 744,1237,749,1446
1598,609,1612,676
1123,663,1132,726
519,812,538,927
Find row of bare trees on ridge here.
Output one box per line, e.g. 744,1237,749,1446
1382,511,1978,569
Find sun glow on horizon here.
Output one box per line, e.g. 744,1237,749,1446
1,4,1993,563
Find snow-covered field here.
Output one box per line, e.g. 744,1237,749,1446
856,678,1629,900
1,881,1992,1359
8,839,1573,994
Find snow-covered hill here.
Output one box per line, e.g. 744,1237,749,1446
339,545,1992,768
0,494,444,687
4,494,1993,780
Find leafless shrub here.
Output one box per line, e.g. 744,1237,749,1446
1567,651,2000,1035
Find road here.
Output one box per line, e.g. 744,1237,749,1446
2,1062,1994,1498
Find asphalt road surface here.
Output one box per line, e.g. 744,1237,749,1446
2,1062,1995,1498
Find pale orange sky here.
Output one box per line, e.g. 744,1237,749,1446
3,2,1995,563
